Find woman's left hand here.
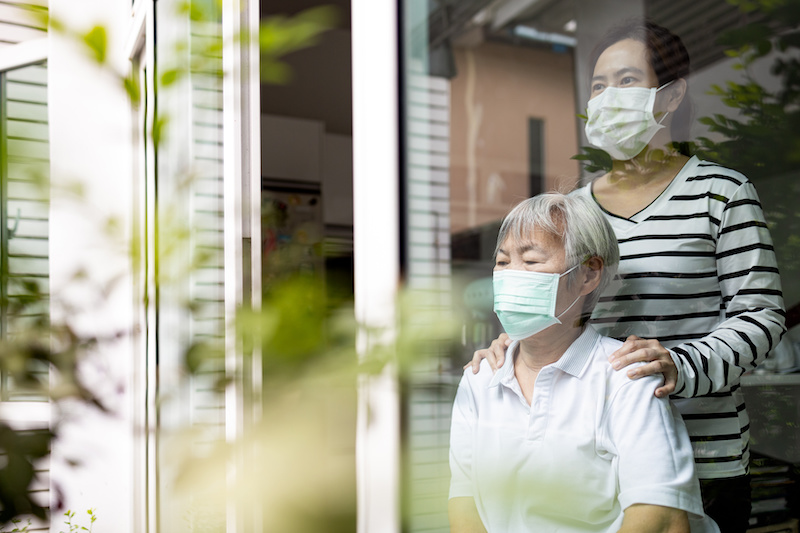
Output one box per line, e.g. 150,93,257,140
609,335,678,398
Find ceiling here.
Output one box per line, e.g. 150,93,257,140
431,0,770,72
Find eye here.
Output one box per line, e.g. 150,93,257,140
495,259,508,267
620,76,636,86
591,82,605,94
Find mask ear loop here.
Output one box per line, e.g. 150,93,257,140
555,263,583,321
555,293,582,321
654,80,676,125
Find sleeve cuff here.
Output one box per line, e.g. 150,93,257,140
449,482,473,500
619,486,705,519
668,349,687,397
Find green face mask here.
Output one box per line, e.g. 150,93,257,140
492,265,580,341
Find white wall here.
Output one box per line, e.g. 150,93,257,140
48,1,135,531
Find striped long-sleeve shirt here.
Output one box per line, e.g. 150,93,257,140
576,156,786,480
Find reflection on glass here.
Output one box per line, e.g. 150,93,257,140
402,1,800,532
1,62,50,401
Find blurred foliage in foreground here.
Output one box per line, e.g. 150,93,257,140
0,1,397,530
0,0,462,530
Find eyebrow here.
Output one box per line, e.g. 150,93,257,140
591,66,647,83
497,243,542,256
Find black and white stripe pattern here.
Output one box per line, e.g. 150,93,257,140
578,156,786,479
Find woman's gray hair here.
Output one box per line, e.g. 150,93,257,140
495,192,619,316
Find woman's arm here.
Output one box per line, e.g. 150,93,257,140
449,497,488,533
608,180,786,398
618,504,689,533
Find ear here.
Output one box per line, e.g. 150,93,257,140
579,256,603,296
664,78,687,113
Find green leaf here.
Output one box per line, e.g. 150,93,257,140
571,146,612,173
123,74,140,104
259,6,339,85
261,58,292,84
82,25,107,64
160,68,184,87
151,115,169,148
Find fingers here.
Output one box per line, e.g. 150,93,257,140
608,335,643,370
490,336,508,370
654,380,676,398
499,332,511,346
463,347,498,374
608,335,678,398
463,334,512,374
610,336,673,371
465,348,488,374
655,364,678,398
625,358,672,380
610,337,679,398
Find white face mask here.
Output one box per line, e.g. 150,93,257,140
493,265,581,341
584,82,673,161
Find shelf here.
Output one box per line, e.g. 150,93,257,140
742,373,800,387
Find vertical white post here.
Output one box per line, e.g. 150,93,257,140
352,1,401,533
222,0,262,530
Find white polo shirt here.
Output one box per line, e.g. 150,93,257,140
449,327,718,533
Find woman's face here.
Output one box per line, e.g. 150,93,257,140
590,38,660,100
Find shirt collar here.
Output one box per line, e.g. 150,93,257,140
488,327,600,389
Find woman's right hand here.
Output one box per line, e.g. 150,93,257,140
464,333,511,374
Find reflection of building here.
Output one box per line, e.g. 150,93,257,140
448,42,579,233
0,0,797,532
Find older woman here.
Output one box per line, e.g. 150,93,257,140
449,193,717,533
469,20,785,533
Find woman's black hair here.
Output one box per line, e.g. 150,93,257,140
589,19,693,143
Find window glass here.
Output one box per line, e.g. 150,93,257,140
152,3,228,531
401,0,799,531
1,61,49,402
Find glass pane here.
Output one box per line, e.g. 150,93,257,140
154,4,227,531
401,0,799,530
1,62,50,402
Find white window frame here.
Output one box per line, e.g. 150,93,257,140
124,2,156,532
351,1,402,533
221,0,262,530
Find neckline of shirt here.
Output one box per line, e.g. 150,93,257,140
488,326,601,389
589,155,700,226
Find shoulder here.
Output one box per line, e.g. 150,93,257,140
569,182,592,197
588,334,661,396
680,157,751,192
458,359,496,391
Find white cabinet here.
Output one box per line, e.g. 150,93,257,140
261,114,353,226
261,114,324,183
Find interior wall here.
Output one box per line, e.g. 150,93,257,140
261,4,352,136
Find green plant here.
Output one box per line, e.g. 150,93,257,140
0,517,31,532
0,2,339,528
59,509,96,533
